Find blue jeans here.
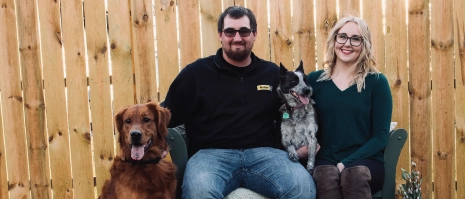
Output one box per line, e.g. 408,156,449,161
182,147,316,199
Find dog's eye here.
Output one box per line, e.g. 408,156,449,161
125,119,131,124
143,118,150,122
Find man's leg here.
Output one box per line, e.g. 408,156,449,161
182,149,243,199
242,147,316,199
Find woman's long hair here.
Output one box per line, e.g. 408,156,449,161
317,16,379,92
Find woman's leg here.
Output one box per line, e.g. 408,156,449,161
345,159,385,194
312,159,342,199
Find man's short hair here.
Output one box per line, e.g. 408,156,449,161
217,6,257,33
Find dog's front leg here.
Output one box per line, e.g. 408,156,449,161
306,138,317,174
286,146,299,162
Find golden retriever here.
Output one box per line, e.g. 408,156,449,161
99,102,177,199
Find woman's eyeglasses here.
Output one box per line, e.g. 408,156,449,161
222,28,254,37
335,33,363,47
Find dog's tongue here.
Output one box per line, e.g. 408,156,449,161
299,95,310,105
131,146,145,160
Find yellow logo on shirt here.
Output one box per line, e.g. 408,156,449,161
257,85,273,91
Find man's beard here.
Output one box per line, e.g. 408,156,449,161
224,41,253,62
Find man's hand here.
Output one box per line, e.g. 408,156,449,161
296,143,321,159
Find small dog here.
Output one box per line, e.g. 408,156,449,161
277,61,318,173
99,102,177,199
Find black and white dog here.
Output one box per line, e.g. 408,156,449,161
277,61,318,173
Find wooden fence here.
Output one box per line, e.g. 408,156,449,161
0,0,463,198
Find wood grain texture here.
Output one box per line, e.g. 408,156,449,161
37,0,73,197
293,0,316,72
269,0,292,67
131,0,158,103
431,1,456,198
178,0,201,67
16,0,50,198
0,1,23,198
315,0,337,69
83,0,115,195
385,1,410,198
339,0,360,18
61,0,96,197
454,0,465,198
200,0,222,57
246,0,270,61
407,0,432,198
155,0,180,102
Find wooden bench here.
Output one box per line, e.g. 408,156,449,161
166,128,407,199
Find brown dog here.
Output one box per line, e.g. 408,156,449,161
99,102,177,199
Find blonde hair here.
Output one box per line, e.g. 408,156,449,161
318,16,379,92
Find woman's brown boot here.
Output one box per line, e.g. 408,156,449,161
312,165,342,199
340,166,372,199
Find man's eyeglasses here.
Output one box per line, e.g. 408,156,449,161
222,28,254,37
335,33,363,47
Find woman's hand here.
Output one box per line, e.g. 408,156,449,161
337,162,345,172
297,143,321,159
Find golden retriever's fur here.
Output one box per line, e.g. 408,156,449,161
99,102,177,199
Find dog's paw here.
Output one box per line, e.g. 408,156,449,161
288,153,299,162
307,167,314,174
306,164,314,174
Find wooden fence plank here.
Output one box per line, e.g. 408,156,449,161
83,0,115,195
407,0,432,198
314,0,337,69
16,0,51,198
292,0,316,72
385,1,410,197
131,0,158,103
178,0,201,68
108,0,135,157
0,95,6,199
362,0,385,72
37,0,73,198
0,1,22,198
224,0,245,8
108,0,136,111
155,0,180,102
454,1,465,198
199,0,222,57
339,0,360,17
246,0,270,61
431,1,456,198
269,0,292,67
61,0,95,198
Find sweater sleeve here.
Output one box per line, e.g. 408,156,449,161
162,65,198,128
340,74,393,166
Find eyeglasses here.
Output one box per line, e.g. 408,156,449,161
222,28,254,37
335,33,363,47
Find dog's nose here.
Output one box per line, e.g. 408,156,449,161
303,88,311,95
130,131,142,141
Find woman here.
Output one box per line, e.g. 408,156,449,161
307,16,392,199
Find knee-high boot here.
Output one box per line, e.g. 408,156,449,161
340,166,372,199
312,165,342,199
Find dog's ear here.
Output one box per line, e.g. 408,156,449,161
279,63,288,75
296,60,304,74
146,102,171,139
115,106,129,134
279,63,288,82
115,106,129,145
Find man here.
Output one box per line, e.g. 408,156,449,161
162,6,316,199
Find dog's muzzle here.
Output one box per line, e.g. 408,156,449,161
129,130,153,160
